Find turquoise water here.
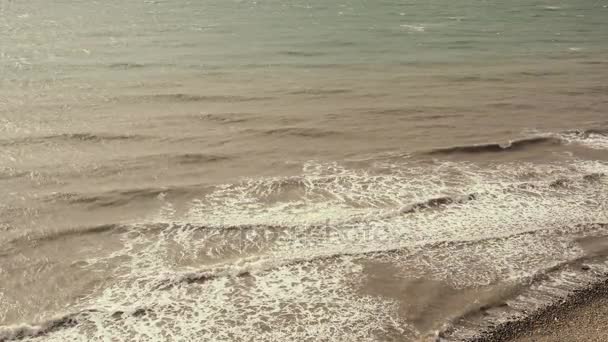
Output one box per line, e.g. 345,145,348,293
2,0,607,81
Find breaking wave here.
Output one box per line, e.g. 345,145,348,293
3,157,608,341
426,136,561,155
425,129,608,155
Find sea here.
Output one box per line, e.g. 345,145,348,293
1,0,608,340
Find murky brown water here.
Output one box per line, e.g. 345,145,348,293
1,0,608,340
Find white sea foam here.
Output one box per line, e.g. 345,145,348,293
16,158,608,341
561,131,608,150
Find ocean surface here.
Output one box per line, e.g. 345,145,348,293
1,0,608,340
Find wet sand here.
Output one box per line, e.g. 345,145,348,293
469,275,608,342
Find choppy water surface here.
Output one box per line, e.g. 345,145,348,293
1,0,608,341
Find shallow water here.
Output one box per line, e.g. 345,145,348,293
1,0,608,341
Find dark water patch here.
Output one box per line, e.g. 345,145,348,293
4,224,124,250
366,108,425,116
580,60,608,66
487,102,536,110
0,133,148,147
280,51,327,57
449,40,478,45
133,152,231,167
237,62,349,70
561,86,608,96
107,62,147,69
398,194,477,214
154,113,256,126
585,85,608,95
560,89,587,96
549,177,572,188
100,186,177,205
315,40,357,47
168,153,231,165
411,113,466,120
119,93,274,104
536,38,583,44
46,183,196,208
364,107,465,120
414,123,457,129
287,88,351,96
197,113,255,124
425,136,562,155
292,63,345,69
583,173,605,182
577,234,608,257
444,75,506,82
257,127,342,138
55,133,144,142
517,70,565,77
445,40,479,49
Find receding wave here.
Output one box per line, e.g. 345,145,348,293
441,245,608,341
0,308,145,342
1,223,601,341
5,222,604,342
0,312,84,342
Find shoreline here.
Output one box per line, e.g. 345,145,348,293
465,273,608,342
